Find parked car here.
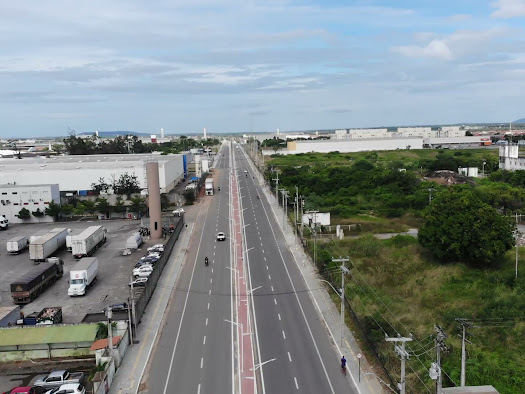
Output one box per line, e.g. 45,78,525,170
3,387,44,394
146,252,162,259
133,265,153,277
129,277,148,287
140,255,160,264
44,383,85,394
33,371,84,391
216,232,226,241
172,208,185,216
102,302,128,313
148,244,164,252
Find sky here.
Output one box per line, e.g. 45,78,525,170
1,0,525,138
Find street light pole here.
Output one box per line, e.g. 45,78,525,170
332,258,350,346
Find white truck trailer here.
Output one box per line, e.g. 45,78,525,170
71,226,107,259
68,257,99,296
7,236,29,254
29,228,68,262
205,178,214,196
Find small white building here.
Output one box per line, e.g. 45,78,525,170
0,184,60,223
397,127,435,138
440,126,463,138
499,144,525,171
302,212,331,227
458,167,480,177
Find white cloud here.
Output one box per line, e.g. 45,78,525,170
393,39,453,60
491,0,525,18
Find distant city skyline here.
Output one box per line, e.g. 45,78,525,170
1,1,524,138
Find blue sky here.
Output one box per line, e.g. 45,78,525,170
1,0,525,137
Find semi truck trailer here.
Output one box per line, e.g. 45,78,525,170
6,236,29,254
71,226,107,259
68,257,99,296
29,228,68,262
10,260,64,304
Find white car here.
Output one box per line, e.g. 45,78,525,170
216,232,226,241
133,265,153,277
129,277,148,287
148,244,164,251
173,208,185,216
45,383,86,394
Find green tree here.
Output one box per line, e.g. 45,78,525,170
112,173,141,197
61,204,74,217
183,189,196,205
73,203,86,215
113,195,127,215
96,198,112,217
45,201,62,219
91,177,111,194
16,207,31,220
82,200,97,214
419,188,515,267
129,196,146,215
32,208,45,218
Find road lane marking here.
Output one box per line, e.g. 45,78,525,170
206,318,208,326
282,331,286,339
288,352,292,362
294,377,299,390
268,275,271,280
271,286,274,292
266,265,268,270
198,383,201,394
201,358,204,368
209,290,211,295
210,278,213,284
203,336,206,345
274,298,277,305
212,268,214,273
207,303,210,310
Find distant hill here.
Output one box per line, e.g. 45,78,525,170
514,118,525,124
77,131,151,137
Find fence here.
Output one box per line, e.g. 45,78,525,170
132,215,185,325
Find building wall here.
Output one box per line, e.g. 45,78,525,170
157,155,184,193
0,184,59,223
440,126,463,137
288,138,423,154
424,136,483,146
348,128,389,139
499,144,525,170
397,127,435,138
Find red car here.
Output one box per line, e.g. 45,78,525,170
3,387,43,394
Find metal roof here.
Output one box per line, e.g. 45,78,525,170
0,324,98,346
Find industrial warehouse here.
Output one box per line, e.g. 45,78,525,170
0,153,187,195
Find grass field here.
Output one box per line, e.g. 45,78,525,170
315,235,525,393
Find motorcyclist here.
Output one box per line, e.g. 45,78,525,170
205,256,209,266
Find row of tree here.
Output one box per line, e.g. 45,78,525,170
16,197,147,220
61,133,220,156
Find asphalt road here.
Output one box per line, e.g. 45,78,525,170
233,146,357,394
144,142,357,394
145,145,233,394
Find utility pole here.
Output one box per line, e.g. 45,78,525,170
306,210,319,267
300,197,304,238
130,276,137,336
295,186,299,235
456,318,473,387
107,306,114,360
333,257,350,346
272,170,279,200
385,335,413,394
516,213,520,279
434,325,448,394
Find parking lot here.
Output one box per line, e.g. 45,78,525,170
0,219,166,323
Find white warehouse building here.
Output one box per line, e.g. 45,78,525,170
0,154,185,196
287,138,424,154
0,184,60,223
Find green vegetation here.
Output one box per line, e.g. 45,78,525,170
315,235,525,393
15,207,31,220
419,188,515,266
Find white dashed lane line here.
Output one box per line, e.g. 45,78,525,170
288,352,292,362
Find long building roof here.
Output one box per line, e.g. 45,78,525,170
0,324,97,346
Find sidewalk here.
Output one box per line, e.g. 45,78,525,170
245,153,386,394
109,223,193,394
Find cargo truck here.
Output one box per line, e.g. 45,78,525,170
6,236,29,254
68,257,99,296
205,178,214,195
71,226,107,259
10,260,64,304
29,228,68,262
